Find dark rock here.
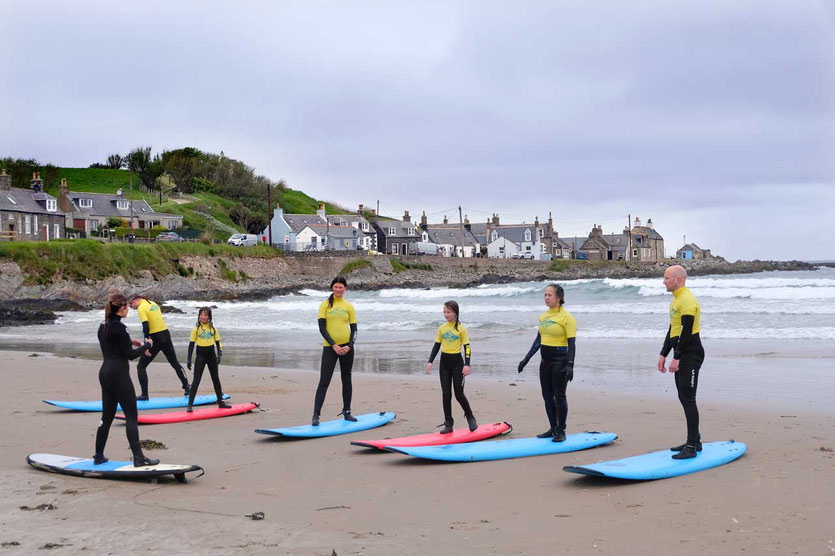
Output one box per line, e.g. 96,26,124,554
159,305,184,314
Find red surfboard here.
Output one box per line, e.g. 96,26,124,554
351,421,512,450
116,402,259,424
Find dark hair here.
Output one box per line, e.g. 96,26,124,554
328,276,348,308
130,295,151,305
196,306,216,336
546,284,565,306
444,300,460,330
104,293,128,332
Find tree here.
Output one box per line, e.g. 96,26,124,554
127,147,163,190
164,154,197,193
230,203,252,231
106,154,125,169
40,164,61,191
0,157,40,188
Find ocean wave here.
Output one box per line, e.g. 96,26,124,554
579,327,835,340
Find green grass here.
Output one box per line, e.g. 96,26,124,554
277,187,348,214
339,258,372,275
388,258,432,273
43,168,163,206
0,240,280,285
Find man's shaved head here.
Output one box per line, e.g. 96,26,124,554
663,265,688,292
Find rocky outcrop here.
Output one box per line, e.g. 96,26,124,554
0,299,86,327
0,254,816,309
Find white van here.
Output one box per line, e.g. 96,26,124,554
227,233,259,247
408,241,440,256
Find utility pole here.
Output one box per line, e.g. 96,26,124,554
267,183,272,247
627,214,631,262
376,199,380,216
129,172,135,230
458,206,466,264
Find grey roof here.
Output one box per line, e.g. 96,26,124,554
326,214,374,233
0,187,62,215
678,243,704,252
466,222,489,243
486,225,537,244
284,214,327,233
308,224,359,239
561,237,588,251
633,226,663,240
66,192,181,220
581,235,610,251
423,226,480,246
553,237,571,250
373,219,420,238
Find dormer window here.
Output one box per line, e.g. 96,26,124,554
524,229,532,242
539,228,544,238
6,196,16,205
117,200,129,210
408,228,415,235
362,222,369,231
389,227,396,235
79,199,93,208
422,232,428,241
46,199,57,212
491,230,498,242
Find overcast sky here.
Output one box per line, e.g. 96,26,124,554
2,1,833,261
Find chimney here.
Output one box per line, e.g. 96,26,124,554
646,218,653,229
403,210,411,223
31,172,43,193
634,216,641,228
358,203,364,213
0,169,10,191
370,209,377,216
464,214,470,229
443,215,448,224
274,203,283,216
420,210,428,229
57,178,74,212
492,213,500,226
317,203,326,219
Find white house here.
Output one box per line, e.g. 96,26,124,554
486,225,542,259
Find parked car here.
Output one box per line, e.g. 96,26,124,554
520,252,535,260
156,231,184,242
227,233,259,247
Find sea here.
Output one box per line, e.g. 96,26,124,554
2,267,833,410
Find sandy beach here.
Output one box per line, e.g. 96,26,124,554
1,350,832,555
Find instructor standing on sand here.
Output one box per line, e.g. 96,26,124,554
130,295,190,400
657,265,705,460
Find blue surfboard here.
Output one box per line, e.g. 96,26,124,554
255,411,396,438
563,440,747,480
27,453,202,483
43,394,230,412
385,431,617,462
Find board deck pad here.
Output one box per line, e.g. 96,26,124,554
43,394,230,412
27,453,202,482
352,422,511,450
115,402,259,424
385,431,617,462
256,411,395,438
563,440,747,480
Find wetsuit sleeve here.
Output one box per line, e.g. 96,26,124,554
660,326,672,357
142,321,150,339
117,323,149,360
567,337,575,367
428,342,441,363
318,318,337,347
674,316,695,360
523,332,542,362
187,341,195,363
349,323,357,346
463,343,471,366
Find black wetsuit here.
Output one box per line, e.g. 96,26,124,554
95,315,151,459
136,327,189,397
313,320,358,415
428,342,474,424
661,319,704,445
187,342,224,408
522,334,576,434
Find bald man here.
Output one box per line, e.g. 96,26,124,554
657,265,705,460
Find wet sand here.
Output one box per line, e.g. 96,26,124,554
0,350,832,555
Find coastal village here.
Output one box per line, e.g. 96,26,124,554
1,168,715,261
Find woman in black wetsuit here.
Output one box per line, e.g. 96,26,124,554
94,294,159,467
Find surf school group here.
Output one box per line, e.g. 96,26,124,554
30,264,747,482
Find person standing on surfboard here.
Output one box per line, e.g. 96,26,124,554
185,307,231,413
426,300,478,433
517,284,576,442
94,294,159,467
658,265,705,460
312,276,358,426
129,295,190,400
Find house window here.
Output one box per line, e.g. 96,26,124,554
499,246,505,254
54,224,60,239
392,243,399,255
408,228,415,235
6,196,17,205
524,229,532,242
117,200,129,210
526,245,532,251
362,222,368,231
491,231,498,242
34,215,38,232
79,199,93,208
633,249,638,257
422,232,428,241
25,215,31,234
389,227,396,235
46,199,57,212
539,228,544,238
90,220,99,231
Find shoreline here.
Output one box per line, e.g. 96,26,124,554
1,350,832,554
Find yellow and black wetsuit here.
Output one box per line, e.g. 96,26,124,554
313,297,358,417
660,286,704,447
135,299,189,397
186,323,225,409
519,306,577,437
428,322,475,426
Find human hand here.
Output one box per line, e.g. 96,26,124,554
517,359,528,373
657,355,667,373
670,358,680,373
565,364,573,382
131,339,141,347
462,365,470,377
425,363,432,375
187,360,192,371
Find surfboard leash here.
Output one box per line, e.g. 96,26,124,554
132,481,265,520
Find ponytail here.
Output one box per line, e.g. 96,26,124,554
104,294,128,332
